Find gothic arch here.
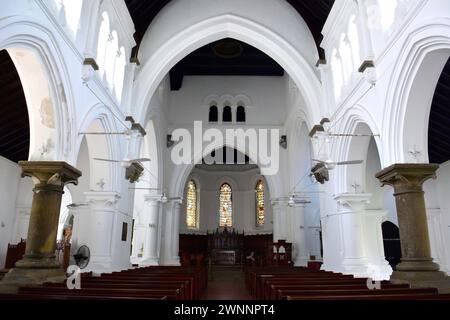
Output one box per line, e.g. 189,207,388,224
384,19,450,165
133,13,323,126
0,17,76,163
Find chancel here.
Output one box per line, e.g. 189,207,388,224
0,0,450,302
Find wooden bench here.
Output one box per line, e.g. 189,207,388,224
275,288,438,300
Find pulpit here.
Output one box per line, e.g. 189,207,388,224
272,240,293,266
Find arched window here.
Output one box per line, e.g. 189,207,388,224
104,30,118,87
209,105,218,122
255,180,265,227
348,15,361,70
186,180,199,229
331,49,343,99
236,106,246,122
54,0,83,38
219,183,233,227
96,12,110,77
223,106,232,122
114,46,126,102
339,33,352,83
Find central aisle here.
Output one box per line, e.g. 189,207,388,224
201,265,253,300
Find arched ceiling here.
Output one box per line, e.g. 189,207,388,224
124,0,335,59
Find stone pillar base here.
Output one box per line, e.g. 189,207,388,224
391,270,450,293
0,266,65,294
396,259,441,272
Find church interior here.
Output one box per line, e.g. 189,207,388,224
1,0,450,303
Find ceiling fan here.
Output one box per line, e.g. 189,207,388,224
127,187,181,203
78,116,147,137
288,195,312,207
310,159,363,185
94,157,151,168
312,159,363,170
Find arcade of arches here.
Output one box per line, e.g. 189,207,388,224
1,0,450,298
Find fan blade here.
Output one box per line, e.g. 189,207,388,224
93,158,120,163
336,160,364,165
312,159,326,163
133,158,151,162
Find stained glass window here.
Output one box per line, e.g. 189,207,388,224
219,183,233,227
255,180,265,226
186,180,198,229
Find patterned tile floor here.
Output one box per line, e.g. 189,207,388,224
201,265,253,300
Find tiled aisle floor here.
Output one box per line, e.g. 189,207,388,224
201,265,253,300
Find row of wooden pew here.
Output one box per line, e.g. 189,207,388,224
0,265,207,300
245,266,450,300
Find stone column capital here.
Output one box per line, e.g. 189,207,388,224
375,164,439,192
19,161,81,188
334,193,372,212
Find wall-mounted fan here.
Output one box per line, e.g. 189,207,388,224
94,158,150,168
73,245,91,269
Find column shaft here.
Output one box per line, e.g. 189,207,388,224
376,164,448,286
0,162,81,293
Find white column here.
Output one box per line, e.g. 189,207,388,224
365,209,393,280
335,193,371,277
130,222,145,264
125,130,144,161
292,204,309,267
171,201,182,263
427,208,448,273
140,196,161,266
334,193,392,280
82,191,121,273
160,200,181,266
271,201,285,242
13,206,31,243
67,203,90,268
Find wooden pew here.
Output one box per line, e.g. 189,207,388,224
18,286,182,300
265,283,410,300
275,288,438,300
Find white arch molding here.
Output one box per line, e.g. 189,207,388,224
133,14,323,126
0,17,76,163
76,104,122,191
333,105,383,193
384,19,450,165
169,139,284,202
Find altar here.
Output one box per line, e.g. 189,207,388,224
207,228,244,265
212,250,236,265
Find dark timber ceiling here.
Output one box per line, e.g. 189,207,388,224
169,39,284,90
124,0,334,57
0,50,30,163
429,57,450,164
